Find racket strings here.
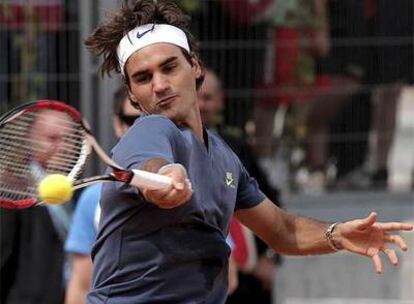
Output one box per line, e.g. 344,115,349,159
1,115,87,148
0,109,89,205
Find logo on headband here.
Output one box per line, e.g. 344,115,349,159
136,24,156,39
136,28,152,39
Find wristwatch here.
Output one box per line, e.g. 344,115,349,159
325,222,342,251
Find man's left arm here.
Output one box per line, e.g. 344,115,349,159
235,199,413,273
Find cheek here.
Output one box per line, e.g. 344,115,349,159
130,86,151,104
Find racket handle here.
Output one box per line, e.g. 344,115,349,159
130,169,172,189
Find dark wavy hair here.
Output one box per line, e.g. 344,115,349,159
85,0,204,89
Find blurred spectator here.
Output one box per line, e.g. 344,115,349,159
254,0,327,161
198,68,282,303
323,0,413,190
364,0,413,188
64,87,141,304
0,108,72,304
296,0,368,192
187,0,271,128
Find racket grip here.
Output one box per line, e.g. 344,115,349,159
130,169,172,189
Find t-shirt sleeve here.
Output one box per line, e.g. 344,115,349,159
65,185,101,255
235,161,266,210
112,115,181,170
226,234,234,250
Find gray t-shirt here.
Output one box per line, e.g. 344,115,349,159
87,115,265,304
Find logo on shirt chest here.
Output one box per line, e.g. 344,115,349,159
225,172,235,188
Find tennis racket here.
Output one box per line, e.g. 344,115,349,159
0,100,172,209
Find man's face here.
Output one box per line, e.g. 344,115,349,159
30,110,70,165
125,43,202,126
197,71,223,128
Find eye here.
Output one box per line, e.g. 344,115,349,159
133,73,151,84
163,63,177,73
48,134,62,143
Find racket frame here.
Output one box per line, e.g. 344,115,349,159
0,100,172,208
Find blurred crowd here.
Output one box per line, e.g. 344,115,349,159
183,0,414,195
0,1,413,304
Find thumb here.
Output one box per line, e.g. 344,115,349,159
158,163,187,190
172,179,185,190
356,212,377,230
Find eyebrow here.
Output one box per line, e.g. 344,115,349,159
130,56,179,80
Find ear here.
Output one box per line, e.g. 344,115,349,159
190,55,202,79
127,91,145,113
127,89,137,103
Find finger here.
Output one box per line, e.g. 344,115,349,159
375,222,413,231
384,234,409,251
186,179,193,192
158,185,192,206
356,212,377,230
157,193,188,208
172,179,185,190
144,184,173,197
171,176,193,191
382,247,398,265
158,200,181,209
371,253,382,274
183,190,193,203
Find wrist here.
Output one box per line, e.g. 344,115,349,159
325,222,343,251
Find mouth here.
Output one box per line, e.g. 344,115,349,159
157,95,177,107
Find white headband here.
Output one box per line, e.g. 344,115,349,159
117,24,190,75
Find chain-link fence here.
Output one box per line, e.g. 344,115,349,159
0,0,80,113
1,0,413,191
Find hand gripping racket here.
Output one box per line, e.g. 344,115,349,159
0,100,172,208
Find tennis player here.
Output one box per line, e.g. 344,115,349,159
85,1,413,303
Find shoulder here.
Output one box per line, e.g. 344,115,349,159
80,183,102,198
75,184,101,215
134,114,178,131
120,115,184,144
77,184,102,205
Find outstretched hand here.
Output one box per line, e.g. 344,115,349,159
336,212,413,274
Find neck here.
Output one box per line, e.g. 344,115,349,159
186,110,204,141
175,107,204,141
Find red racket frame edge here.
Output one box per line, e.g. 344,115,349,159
0,100,172,209
0,100,93,209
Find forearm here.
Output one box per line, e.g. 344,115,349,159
65,285,88,304
235,200,338,256
273,211,336,255
65,254,92,304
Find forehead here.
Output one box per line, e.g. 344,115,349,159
35,109,70,125
126,43,187,71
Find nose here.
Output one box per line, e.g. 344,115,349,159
152,72,169,95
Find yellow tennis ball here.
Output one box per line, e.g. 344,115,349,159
37,174,73,205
